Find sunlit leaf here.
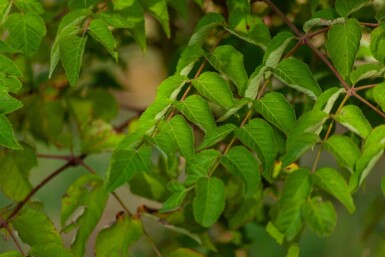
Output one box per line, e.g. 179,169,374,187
176,45,203,76
334,105,372,139
373,83,385,112
88,18,118,62
139,0,170,37
263,32,294,68
335,0,371,17
197,124,236,150
313,87,343,114
0,114,21,150
14,0,44,14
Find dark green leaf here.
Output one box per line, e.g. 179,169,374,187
235,118,277,180
370,25,385,64
216,98,250,122
188,13,225,46
0,114,21,150
206,45,248,94
350,63,385,85
373,83,385,112
192,72,235,108
5,13,46,57
174,95,216,133
88,18,118,62
14,0,44,14
280,168,312,206
139,0,170,37
98,12,135,28
281,133,320,168
254,92,296,134
169,248,205,257
303,198,336,237
155,74,188,101
324,134,361,171
326,19,361,81
275,202,303,241
60,35,88,87
105,146,152,192
197,124,236,150
273,58,322,100
193,177,225,227
289,110,329,137
185,149,220,185
313,87,343,114
221,146,260,198
0,252,23,257
312,167,355,213
176,45,203,76
334,105,372,139
263,32,295,68
335,0,371,17
0,55,22,77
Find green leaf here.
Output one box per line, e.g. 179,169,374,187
192,72,235,108
169,248,205,257
302,198,337,237
60,35,87,87
286,244,300,257
216,98,250,122
105,146,152,192
373,83,385,112
155,74,188,101
88,18,118,62
254,92,296,134
313,87,343,114
266,222,284,245
185,149,220,185
98,12,135,28
206,45,248,94
197,124,236,150
334,105,372,139
335,0,371,17
61,174,108,257
275,202,304,241
29,243,74,257
221,146,261,198
188,13,225,46
0,88,23,115
1,75,22,93
12,209,71,255
167,0,187,18
0,0,11,26
289,109,329,137
139,0,170,37
0,145,36,201
176,45,203,76
303,18,331,33
364,125,385,150
49,9,90,78
312,167,355,213
174,95,216,133
244,65,267,99
95,216,143,257
14,0,44,14
280,168,312,206
235,118,277,180
193,177,225,227
161,190,187,212
0,252,23,257
326,19,361,81
350,63,385,85
123,1,146,51
162,115,195,158
0,54,22,77
139,99,172,124
112,0,135,10
370,25,385,64
263,32,295,68
281,133,320,168
0,114,21,150
5,13,46,57
68,0,100,10
324,134,361,172
273,58,322,100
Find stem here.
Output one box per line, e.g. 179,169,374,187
352,91,385,118
0,218,26,256
360,22,379,27
353,84,378,92
307,26,330,39
36,154,72,161
142,223,163,257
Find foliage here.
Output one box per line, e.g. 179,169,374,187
1,0,385,256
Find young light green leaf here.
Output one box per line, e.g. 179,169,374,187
95,216,143,257
334,105,372,139
370,25,385,64
188,13,225,46
373,83,385,112
161,115,195,158
244,65,267,99
174,95,216,133
254,92,296,134
350,63,385,85
0,55,23,77
313,87,343,114
105,146,152,192
0,145,36,201
221,146,261,198
60,35,87,87
5,13,46,57
155,74,188,101
235,118,277,180
112,0,135,10
185,149,220,186
14,0,44,14
266,222,284,245
61,174,108,257
193,177,225,227
139,0,170,37
88,18,118,62
169,248,205,257
335,0,371,17
197,124,236,150
216,98,250,122
302,198,336,237
324,134,361,172
326,19,361,81
192,72,235,108
281,133,320,168
273,58,322,100
206,45,248,94
263,32,295,68
286,244,300,257
176,45,203,76
0,114,21,150
312,167,355,213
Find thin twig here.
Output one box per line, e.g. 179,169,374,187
360,22,379,27
307,26,330,39
36,154,72,161
353,84,378,92
352,91,385,118
0,218,26,256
